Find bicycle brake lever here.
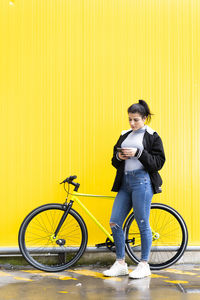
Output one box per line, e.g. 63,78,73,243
60,178,68,184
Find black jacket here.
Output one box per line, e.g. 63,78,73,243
111,126,166,194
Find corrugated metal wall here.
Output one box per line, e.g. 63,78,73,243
0,0,199,247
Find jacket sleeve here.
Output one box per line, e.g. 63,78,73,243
138,133,166,172
111,135,124,169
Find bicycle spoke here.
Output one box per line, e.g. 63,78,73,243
125,204,188,270
19,205,87,271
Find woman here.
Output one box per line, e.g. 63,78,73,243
103,100,165,279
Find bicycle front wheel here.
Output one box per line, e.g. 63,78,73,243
18,204,88,272
124,203,188,270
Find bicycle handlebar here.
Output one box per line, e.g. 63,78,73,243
60,175,80,191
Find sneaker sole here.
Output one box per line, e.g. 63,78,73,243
129,273,151,279
103,271,129,277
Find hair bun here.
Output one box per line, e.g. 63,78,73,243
138,99,153,121
139,99,146,106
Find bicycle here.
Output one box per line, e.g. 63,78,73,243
18,175,188,272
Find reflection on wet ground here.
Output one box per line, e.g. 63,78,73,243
0,264,200,299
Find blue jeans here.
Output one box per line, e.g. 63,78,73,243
110,169,154,261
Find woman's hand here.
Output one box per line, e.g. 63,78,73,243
118,152,130,160
121,148,137,158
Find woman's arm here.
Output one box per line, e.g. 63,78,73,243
111,135,124,169
137,133,166,172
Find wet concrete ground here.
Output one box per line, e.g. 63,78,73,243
0,264,200,299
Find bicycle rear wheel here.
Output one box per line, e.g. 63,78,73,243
18,204,88,272
124,203,188,270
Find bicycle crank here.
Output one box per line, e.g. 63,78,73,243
105,237,115,252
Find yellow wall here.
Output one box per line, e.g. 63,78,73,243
0,0,199,247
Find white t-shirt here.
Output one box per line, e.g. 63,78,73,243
121,125,146,171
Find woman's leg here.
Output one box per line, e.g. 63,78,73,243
103,180,132,277
110,187,132,261
131,177,154,262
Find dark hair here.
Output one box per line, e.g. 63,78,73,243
127,99,154,123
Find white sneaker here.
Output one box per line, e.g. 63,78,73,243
129,262,151,279
103,261,129,277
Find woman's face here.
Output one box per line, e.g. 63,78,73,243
128,113,147,131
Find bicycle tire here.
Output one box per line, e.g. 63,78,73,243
18,203,88,272
124,203,188,270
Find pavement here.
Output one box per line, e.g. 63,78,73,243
0,264,200,299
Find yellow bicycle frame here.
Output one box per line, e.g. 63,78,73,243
69,191,115,243
69,191,158,242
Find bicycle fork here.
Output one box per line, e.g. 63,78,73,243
50,200,74,241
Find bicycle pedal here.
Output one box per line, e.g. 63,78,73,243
95,243,106,248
